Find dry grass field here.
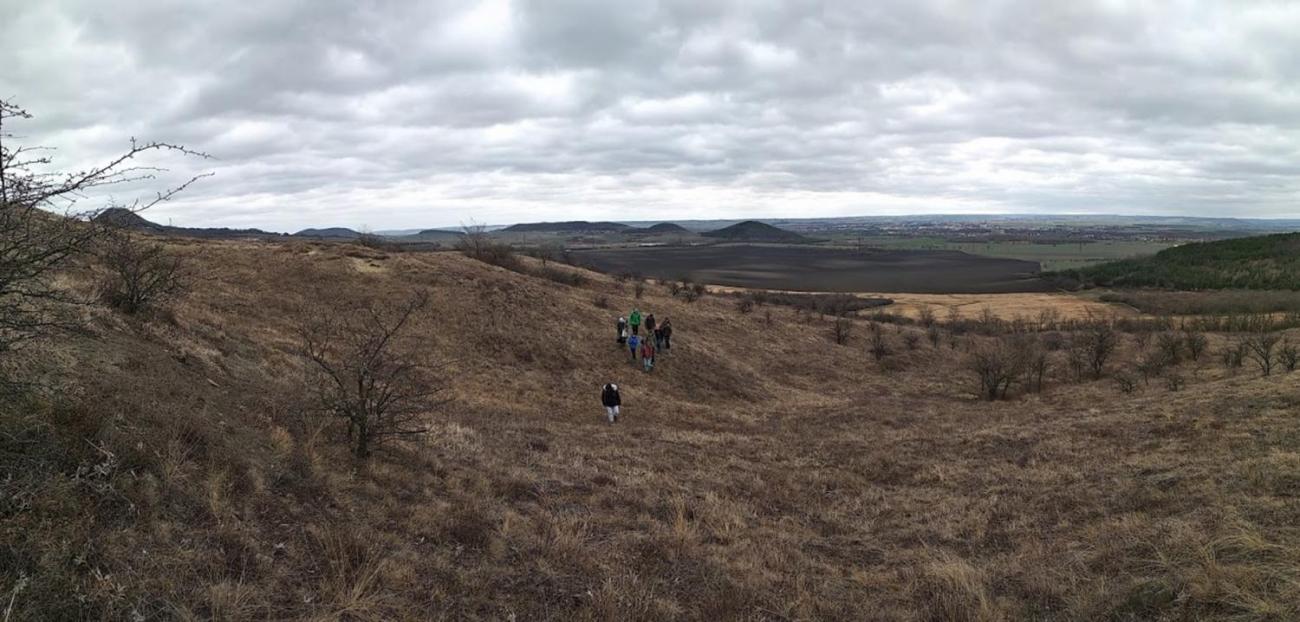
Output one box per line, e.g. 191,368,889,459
4,237,1300,620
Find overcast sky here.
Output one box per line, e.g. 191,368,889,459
3,1,1299,231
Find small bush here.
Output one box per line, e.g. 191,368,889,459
1184,330,1208,361
1114,370,1138,394
1279,341,1299,372
736,296,755,314
831,316,853,345
97,230,190,314
903,332,920,350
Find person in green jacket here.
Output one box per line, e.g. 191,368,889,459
629,308,642,336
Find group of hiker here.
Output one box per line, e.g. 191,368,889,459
600,308,675,424
616,308,672,372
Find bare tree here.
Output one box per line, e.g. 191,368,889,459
96,228,189,314
917,306,936,328
1243,333,1281,377
0,99,207,359
966,339,1024,400
298,291,446,458
1078,323,1119,380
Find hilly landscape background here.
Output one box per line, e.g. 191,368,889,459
4,233,1300,620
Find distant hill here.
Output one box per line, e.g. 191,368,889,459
93,208,277,239
502,221,630,233
293,228,361,239
94,207,165,231
1062,232,1300,290
637,222,692,235
701,220,807,243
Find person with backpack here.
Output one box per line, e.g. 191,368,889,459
653,325,665,351
601,383,621,424
616,316,628,345
629,308,642,335
661,319,673,351
627,333,640,363
644,313,656,335
640,337,656,372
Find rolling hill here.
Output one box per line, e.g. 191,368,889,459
293,227,362,239
700,220,808,242
5,233,1300,619
92,207,277,239
1064,231,1300,289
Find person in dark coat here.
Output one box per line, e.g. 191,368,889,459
644,313,657,335
617,316,628,344
601,383,622,424
661,319,673,351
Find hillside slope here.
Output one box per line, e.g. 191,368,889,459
1066,231,1300,289
4,238,1300,620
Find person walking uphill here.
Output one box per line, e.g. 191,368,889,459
627,333,640,363
640,337,656,372
601,383,621,424
629,308,642,335
644,313,656,335
661,319,673,351
616,316,628,344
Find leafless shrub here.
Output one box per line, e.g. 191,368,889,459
868,323,891,361
592,295,609,309
1221,340,1247,370
96,229,190,314
1020,337,1049,393
356,233,392,251
297,291,446,458
1279,341,1299,372
966,339,1024,400
903,332,920,351
1076,323,1119,380
1183,330,1207,361
0,98,206,359
1136,351,1170,385
1243,333,1281,376
917,307,936,328
1164,373,1186,392
736,295,755,314
456,223,519,270
926,326,941,348
634,280,646,299
1113,370,1137,394
831,316,853,345
1154,332,1183,365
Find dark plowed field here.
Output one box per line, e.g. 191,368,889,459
574,244,1052,293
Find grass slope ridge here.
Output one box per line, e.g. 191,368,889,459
701,220,807,242
4,237,1300,619
1067,231,1300,289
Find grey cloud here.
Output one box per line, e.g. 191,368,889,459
2,0,1299,231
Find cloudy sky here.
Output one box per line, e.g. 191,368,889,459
3,1,1299,231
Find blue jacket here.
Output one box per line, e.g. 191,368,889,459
628,335,640,350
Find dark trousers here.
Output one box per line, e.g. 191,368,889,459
631,324,640,335
663,335,671,349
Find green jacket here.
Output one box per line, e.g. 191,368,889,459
629,310,642,325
